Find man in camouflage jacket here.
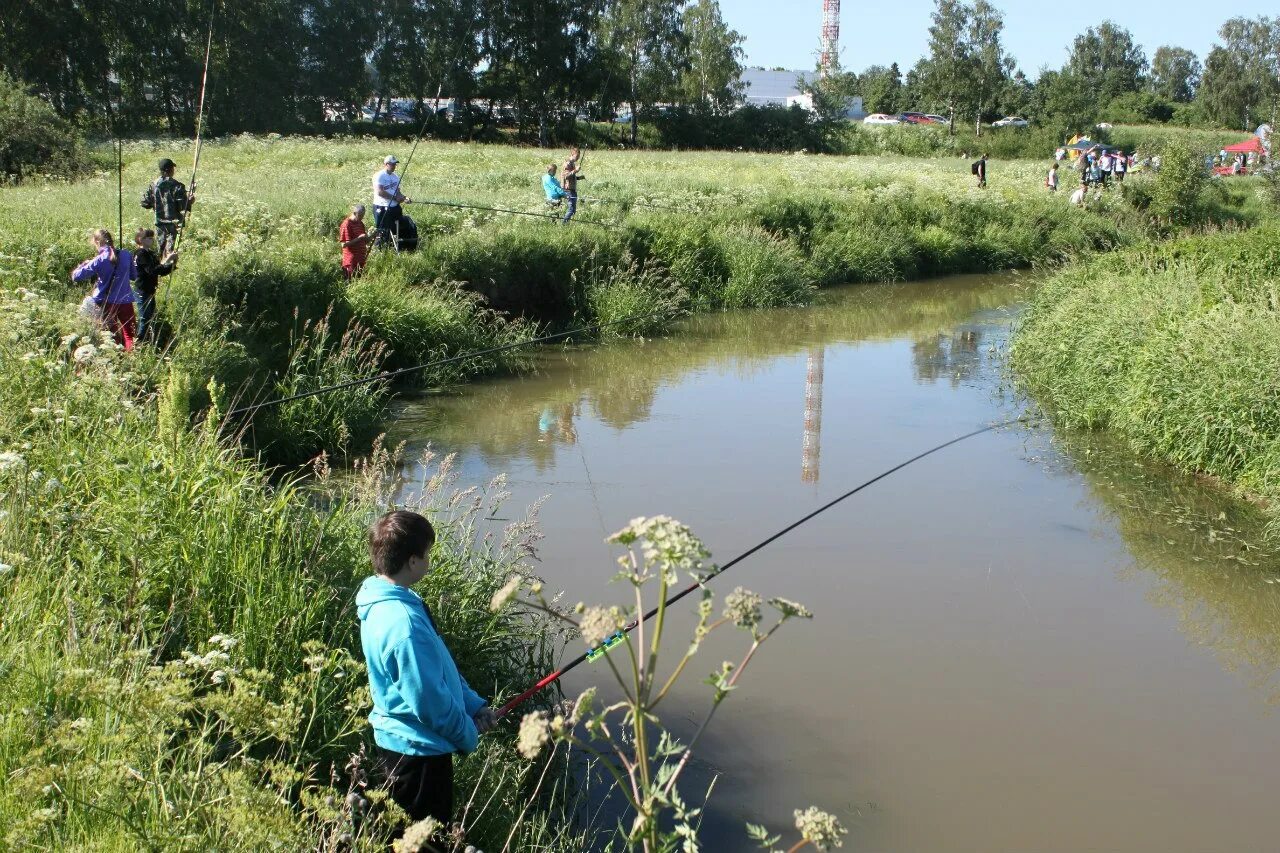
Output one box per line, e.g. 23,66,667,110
140,158,194,255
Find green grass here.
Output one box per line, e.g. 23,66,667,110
1011,225,1280,523
0,283,582,849
0,136,1162,466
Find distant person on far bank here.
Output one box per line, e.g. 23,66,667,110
542,163,568,210
972,153,988,189
373,155,411,249
72,228,138,351
559,147,584,224
140,158,194,255
339,204,372,279
132,228,177,341
1046,162,1059,192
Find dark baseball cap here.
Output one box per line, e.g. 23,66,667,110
158,158,176,171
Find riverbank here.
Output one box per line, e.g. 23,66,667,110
1011,224,1280,524
1,138,1169,466
0,281,586,849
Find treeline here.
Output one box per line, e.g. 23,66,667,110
822,9,1279,137
0,0,746,143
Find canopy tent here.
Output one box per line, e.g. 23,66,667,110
1223,137,1264,154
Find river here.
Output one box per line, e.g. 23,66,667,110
385,273,1280,852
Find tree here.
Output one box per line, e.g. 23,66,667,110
1067,21,1147,105
600,0,685,144
677,0,744,114
1029,68,1096,138
967,0,1013,134
1149,46,1200,103
915,0,973,133
1196,17,1280,129
858,63,904,114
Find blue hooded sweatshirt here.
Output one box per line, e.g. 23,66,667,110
356,576,487,756
542,172,567,201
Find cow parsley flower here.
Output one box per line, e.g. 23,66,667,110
517,710,551,759
72,344,97,364
393,816,443,853
794,806,846,850
579,605,621,647
723,587,762,631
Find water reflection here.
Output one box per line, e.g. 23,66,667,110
387,275,1027,467
1051,430,1280,700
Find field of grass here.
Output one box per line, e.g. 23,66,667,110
1011,224,1280,524
0,136,1155,465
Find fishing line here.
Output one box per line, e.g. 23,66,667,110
578,195,694,214
495,418,1022,718
408,199,622,230
225,307,681,419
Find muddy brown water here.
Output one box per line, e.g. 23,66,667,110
386,273,1280,852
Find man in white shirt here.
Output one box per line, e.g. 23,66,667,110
373,155,412,248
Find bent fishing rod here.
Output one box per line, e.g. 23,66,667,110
407,198,622,230
225,307,680,419
495,419,1020,718
578,195,695,214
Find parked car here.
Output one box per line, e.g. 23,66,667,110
991,116,1029,128
900,112,935,124
1095,122,1114,130
925,114,948,125
612,113,633,124
863,113,902,125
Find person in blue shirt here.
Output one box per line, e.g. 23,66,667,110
357,510,498,837
542,163,568,215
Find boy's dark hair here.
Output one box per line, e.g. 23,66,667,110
368,510,436,576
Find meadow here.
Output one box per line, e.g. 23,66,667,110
0,135,1261,849
1,136,1154,465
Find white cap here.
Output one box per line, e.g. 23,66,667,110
384,155,398,164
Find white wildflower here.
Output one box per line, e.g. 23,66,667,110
0,563,12,574
393,816,442,853
0,452,24,473
769,597,813,620
579,605,622,647
794,806,846,850
517,710,552,759
210,670,226,684
490,576,521,612
72,344,97,363
60,333,78,348
69,717,92,731
723,587,762,630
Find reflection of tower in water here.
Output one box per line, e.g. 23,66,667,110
802,346,824,483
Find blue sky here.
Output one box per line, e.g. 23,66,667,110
718,0,1274,79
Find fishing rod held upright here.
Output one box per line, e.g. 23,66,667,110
495,419,1022,718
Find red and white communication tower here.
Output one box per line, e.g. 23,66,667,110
819,0,840,76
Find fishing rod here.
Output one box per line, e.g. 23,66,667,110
176,0,216,254
578,195,695,214
408,199,622,230
495,419,1018,718
225,306,680,419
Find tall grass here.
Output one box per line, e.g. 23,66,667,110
0,281,581,849
2,136,1171,465
1012,225,1280,522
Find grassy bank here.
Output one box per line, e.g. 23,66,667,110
0,281,586,849
1011,224,1280,523
1,137,1157,466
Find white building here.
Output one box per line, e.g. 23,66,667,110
738,68,864,119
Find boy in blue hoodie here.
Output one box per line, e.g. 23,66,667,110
357,510,498,831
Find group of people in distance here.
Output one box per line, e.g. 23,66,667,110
338,146,585,281
1047,145,1141,206
72,158,192,351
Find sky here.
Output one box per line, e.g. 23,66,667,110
717,0,1275,80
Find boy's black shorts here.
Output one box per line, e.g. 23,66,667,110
375,746,454,828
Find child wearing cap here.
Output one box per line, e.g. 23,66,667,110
140,158,194,255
